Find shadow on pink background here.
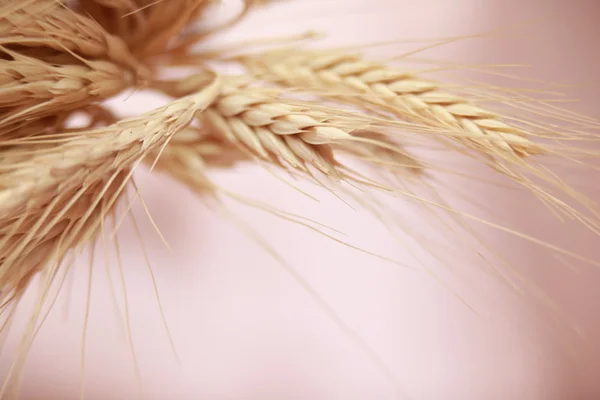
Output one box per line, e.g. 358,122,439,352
2,1,600,399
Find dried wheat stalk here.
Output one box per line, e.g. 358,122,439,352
240,50,543,158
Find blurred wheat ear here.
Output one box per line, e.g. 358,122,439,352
0,0,599,399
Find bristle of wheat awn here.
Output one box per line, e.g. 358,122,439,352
239,50,544,159
147,127,243,196
333,130,424,176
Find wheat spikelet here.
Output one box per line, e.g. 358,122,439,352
203,93,339,175
150,120,424,208
240,50,544,159
0,47,133,135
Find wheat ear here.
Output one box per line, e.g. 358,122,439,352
240,50,543,158
0,47,133,135
198,80,423,180
0,73,221,300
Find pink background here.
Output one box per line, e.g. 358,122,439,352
2,1,600,399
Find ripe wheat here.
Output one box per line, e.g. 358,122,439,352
0,73,220,304
0,1,597,399
200,82,421,179
241,50,544,159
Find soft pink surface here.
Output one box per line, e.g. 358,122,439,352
3,1,600,399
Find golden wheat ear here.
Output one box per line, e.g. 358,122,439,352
0,74,221,396
0,47,133,136
231,48,600,228
0,71,220,291
175,76,422,183
237,50,544,158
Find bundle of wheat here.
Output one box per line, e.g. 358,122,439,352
0,0,598,398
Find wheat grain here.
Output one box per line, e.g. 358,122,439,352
0,73,220,218
202,86,358,175
240,50,544,158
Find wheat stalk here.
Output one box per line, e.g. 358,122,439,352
240,50,544,159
